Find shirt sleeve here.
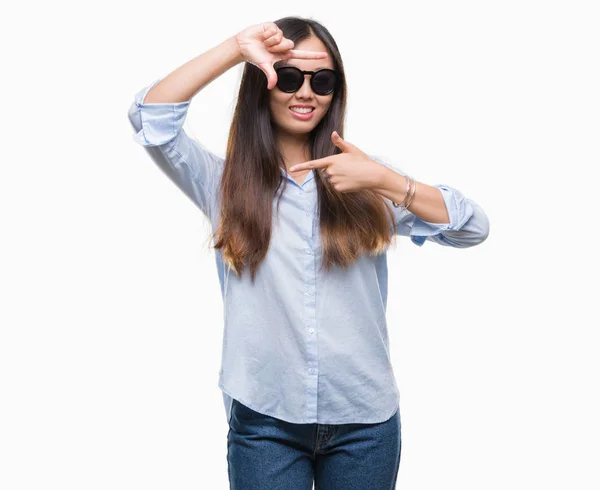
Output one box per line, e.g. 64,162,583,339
127,78,224,218
370,156,490,248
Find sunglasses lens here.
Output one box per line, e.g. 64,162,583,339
312,70,337,95
275,67,337,95
276,67,303,92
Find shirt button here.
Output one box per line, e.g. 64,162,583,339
309,368,316,374
309,328,315,334
305,248,312,254
305,290,313,296
305,212,310,218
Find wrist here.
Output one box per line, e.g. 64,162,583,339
372,163,411,205
227,35,245,65
373,163,405,195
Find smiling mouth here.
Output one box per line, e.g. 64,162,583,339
289,107,316,120
289,107,315,113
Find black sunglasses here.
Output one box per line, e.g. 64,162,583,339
274,66,338,96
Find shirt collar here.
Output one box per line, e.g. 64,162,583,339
280,167,315,187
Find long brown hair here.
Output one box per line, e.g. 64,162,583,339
212,16,398,282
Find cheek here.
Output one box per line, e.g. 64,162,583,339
270,96,288,116
319,97,333,112
318,102,332,118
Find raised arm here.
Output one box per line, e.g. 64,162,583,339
127,35,243,217
142,36,243,104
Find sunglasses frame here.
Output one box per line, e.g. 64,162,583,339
274,66,338,96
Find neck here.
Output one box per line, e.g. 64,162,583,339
275,129,312,169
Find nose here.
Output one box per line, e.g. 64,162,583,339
296,75,314,98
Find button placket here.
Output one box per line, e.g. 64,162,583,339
295,188,319,420
302,193,319,422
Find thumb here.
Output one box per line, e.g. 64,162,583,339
259,62,278,90
332,131,351,151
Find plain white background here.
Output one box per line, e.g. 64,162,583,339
1,1,599,488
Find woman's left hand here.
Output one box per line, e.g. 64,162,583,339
289,131,384,192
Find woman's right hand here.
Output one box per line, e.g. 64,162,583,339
235,22,329,90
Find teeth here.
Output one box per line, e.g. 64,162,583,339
291,107,314,114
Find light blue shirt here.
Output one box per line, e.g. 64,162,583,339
128,78,490,425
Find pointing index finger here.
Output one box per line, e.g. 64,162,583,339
287,50,329,60
289,157,330,172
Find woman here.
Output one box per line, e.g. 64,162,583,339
128,16,489,490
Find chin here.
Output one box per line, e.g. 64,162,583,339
289,126,315,135
275,121,316,135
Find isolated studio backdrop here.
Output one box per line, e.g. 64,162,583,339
1,2,599,490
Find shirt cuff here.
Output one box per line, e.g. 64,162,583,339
132,78,191,147
410,185,475,246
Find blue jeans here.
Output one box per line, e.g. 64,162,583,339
227,398,402,489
